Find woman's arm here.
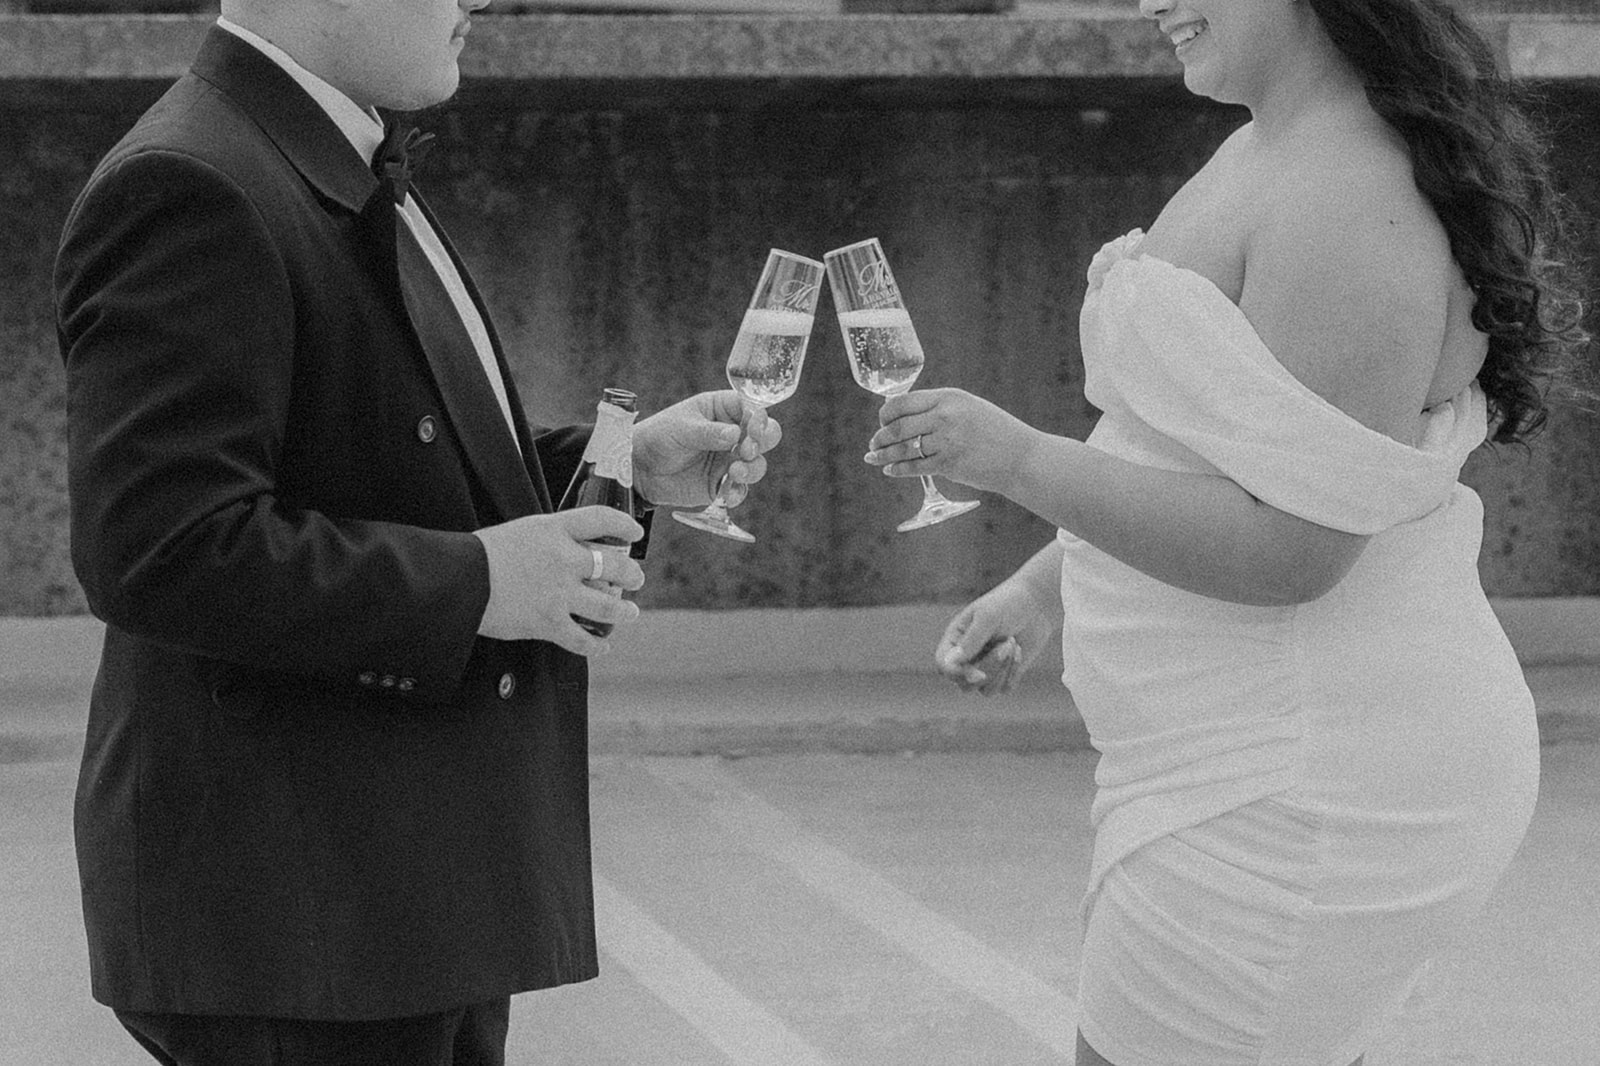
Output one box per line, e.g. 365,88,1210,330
1013,433,1364,606
872,178,1453,606
936,538,1065,694
911,412,1366,607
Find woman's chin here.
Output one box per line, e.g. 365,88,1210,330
1180,67,1233,107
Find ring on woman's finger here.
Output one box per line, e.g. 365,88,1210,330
911,434,926,459
589,548,606,582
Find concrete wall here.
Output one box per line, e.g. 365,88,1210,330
3,73,1598,616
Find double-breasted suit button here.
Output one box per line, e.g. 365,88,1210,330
358,671,377,687
380,675,397,690
497,672,516,700
416,415,438,443
397,678,416,694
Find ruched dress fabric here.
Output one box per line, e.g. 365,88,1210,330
1063,230,1540,1066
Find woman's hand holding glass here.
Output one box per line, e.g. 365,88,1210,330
824,237,980,532
865,386,1037,500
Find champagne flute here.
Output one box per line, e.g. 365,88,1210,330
672,248,824,543
824,237,980,532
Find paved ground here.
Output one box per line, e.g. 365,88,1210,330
4,666,1599,1064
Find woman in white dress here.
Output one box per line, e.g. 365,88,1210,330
867,0,1590,1063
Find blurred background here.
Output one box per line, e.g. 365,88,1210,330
1,0,1596,623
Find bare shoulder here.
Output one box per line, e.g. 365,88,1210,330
1256,130,1451,292
1239,130,1455,443
1137,121,1258,298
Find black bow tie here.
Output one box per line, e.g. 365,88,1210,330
374,122,436,206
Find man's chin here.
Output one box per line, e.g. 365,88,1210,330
384,73,460,114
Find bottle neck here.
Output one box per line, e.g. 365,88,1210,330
583,400,636,486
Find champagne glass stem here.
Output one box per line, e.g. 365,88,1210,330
702,473,734,522
669,418,757,543
879,389,980,532
895,469,980,534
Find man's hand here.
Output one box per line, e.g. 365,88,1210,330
632,390,783,508
472,507,645,655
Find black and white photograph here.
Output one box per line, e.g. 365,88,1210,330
1,0,1597,1062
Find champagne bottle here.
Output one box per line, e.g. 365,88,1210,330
558,387,639,637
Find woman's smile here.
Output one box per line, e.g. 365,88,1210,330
1166,19,1208,54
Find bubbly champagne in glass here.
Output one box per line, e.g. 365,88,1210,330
824,237,979,533
838,306,924,396
672,249,824,543
726,307,813,407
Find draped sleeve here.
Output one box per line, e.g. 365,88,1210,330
1082,245,1488,535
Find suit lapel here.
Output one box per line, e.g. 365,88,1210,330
190,27,544,520
392,198,544,519
409,193,555,514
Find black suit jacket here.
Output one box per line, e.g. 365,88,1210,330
55,27,602,1019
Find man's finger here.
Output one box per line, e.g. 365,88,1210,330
561,506,644,544
720,476,750,508
586,549,645,592
575,585,642,626
692,421,744,452
740,408,781,451
551,620,610,658
733,456,768,487
750,413,782,453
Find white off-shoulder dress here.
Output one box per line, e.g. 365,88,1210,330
1064,230,1540,1066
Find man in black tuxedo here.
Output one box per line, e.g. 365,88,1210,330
53,0,778,1061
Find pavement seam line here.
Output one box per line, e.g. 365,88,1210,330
641,757,1081,1057
590,873,840,1066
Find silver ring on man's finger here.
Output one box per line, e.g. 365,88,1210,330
911,434,925,458
589,548,606,582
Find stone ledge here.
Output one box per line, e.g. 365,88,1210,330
6,598,1600,688
0,12,1596,86
6,609,1597,761
1507,21,1600,79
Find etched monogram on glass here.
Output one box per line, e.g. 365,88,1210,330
672,249,825,544
825,238,980,533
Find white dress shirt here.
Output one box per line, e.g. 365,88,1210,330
215,17,522,454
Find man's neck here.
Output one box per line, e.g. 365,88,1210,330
215,15,385,163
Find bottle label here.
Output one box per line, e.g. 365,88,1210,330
582,401,636,488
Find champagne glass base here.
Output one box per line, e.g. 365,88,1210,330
672,508,756,543
896,496,980,533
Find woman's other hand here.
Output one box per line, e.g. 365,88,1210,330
935,577,1058,696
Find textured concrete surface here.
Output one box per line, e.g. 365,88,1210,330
2,10,1599,82
4,607,1596,1060
4,745,1598,1064
3,13,1598,617
5,91,1600,614
6,608,1599,764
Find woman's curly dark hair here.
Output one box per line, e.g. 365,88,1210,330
1308,0,1592,444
